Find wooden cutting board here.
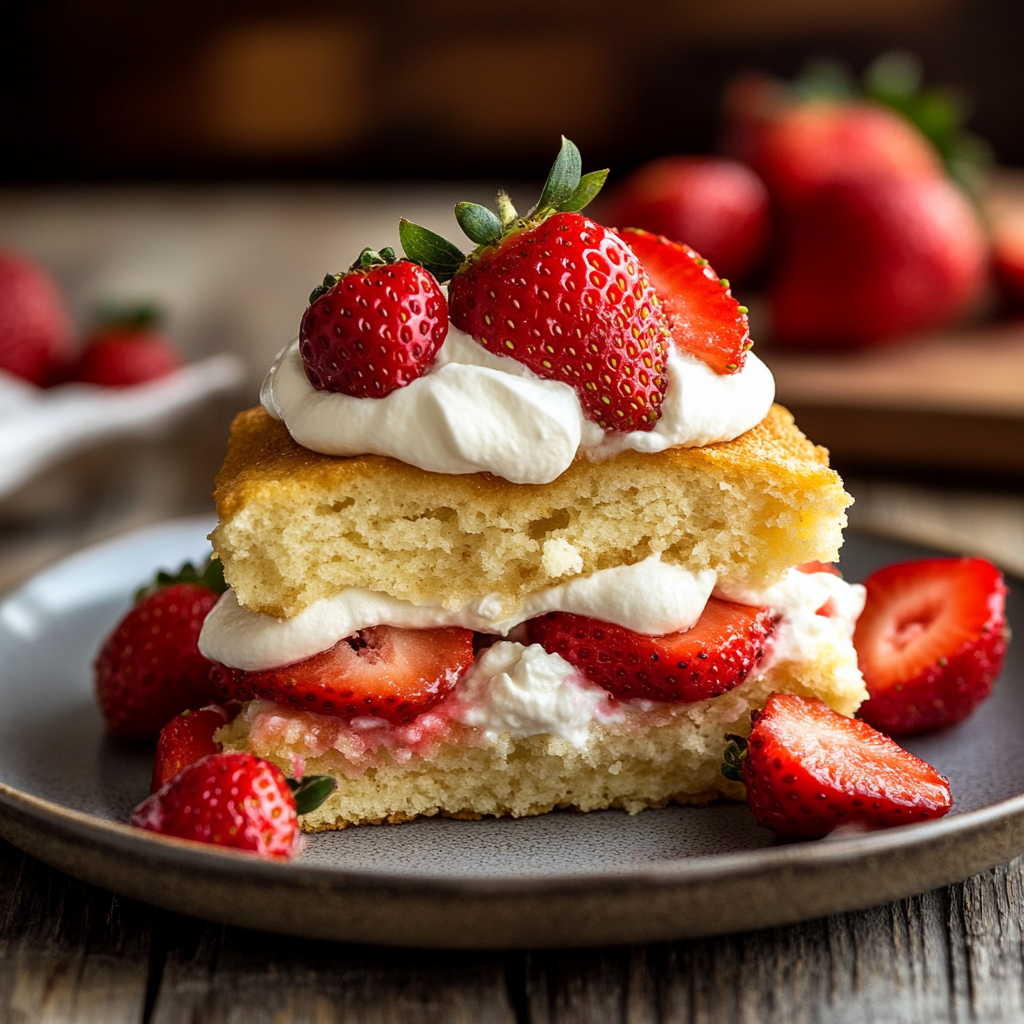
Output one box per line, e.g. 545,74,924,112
767,320,1024,475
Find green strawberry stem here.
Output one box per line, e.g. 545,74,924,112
721,732,749,783
308,247,398,305
95,300,164,332
287,775,337,815
134,556,227,603
399,136,609,282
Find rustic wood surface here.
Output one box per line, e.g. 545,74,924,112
1,186,1023,1022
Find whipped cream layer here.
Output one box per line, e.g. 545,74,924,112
261,327,776,485
199,555,718,671
232,570,865,758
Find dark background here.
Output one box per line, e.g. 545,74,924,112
3,0,1023,184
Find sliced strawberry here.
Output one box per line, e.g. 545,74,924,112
795,561,841,577
735,693,952,839
615,228,751,375
525,599,776,703
853,558,1008,736
210,626,475,724
151,702,241,792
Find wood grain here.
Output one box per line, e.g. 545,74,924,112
4,834,1024,1022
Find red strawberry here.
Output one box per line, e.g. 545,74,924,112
299,247,447,398
151,702,241,792
401,138,671,432
616,228,751,375
726,693,952,839
95,559,227,743
131,752,297,858
74,303,181,387
526,599,776,703
796,561,841,577
990,208,1024,309
749,100,942,210
0,249,71,386
853,558,1008,736
771,174,986,348
210,625,474,724
604,156,770,283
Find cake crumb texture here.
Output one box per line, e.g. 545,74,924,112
212,404,852,619
218,631,865,831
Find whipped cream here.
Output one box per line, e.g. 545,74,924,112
452,642,619,746
199,555,718,671
261,326,775,485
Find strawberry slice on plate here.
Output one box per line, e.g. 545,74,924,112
525,598,776,703
726,693,952,839
854,558,1009,736
615,228,752,375
210,625,475,724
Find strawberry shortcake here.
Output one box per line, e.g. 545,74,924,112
199,139,870,830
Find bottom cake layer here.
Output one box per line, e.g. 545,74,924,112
218,627,865,831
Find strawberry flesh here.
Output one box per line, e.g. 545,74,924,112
132,752,297,859
615,228,752,375
300,259,447,398
525,599,776,703
151,702,241,793
854,557,1008,736
448,212,670,432
742,693,952,839
211,625,475,724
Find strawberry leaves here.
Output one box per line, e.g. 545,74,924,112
135,556,227,603
398,136,609,281
287,774,338,815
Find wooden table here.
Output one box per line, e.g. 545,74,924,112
2,187,1024,1022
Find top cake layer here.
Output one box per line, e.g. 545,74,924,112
212,404,851,620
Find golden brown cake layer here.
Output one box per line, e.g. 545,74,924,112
211,404,851,619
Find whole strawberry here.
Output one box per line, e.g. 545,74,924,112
95,559,227,743
132,753,298,858
74,303,182,387
724,693,952,839
0,249,71,386
151,702,241,792
400,138,671,432
299,247,448,397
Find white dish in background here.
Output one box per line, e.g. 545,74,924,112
0,355,246,497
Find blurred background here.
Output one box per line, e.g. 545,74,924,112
1,0,1023,585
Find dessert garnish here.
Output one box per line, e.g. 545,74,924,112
400,137,672,431
526,599,776,703
616,228,752,374
132,751,336,860
95,558,227,743
723,693,952,839
210,625,475,723
853,557,1009,735
299,247,448,397
151,702,240,792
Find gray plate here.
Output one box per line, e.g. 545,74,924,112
0,518,1020,949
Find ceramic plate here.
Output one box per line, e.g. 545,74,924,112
0,518,1020,949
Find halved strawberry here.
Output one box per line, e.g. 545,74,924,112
615,228,752,375
853,558,1008,736
728,693,952,839
525,599,776,703
795,561,841,577
151,702,241,792
210,626,474,724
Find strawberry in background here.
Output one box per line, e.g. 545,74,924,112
74,302,182,387
0,249,71,386
603,156,770,284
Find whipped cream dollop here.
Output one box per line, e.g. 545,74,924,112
261,326,775,485
199,555,718,671
452,641,619,746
